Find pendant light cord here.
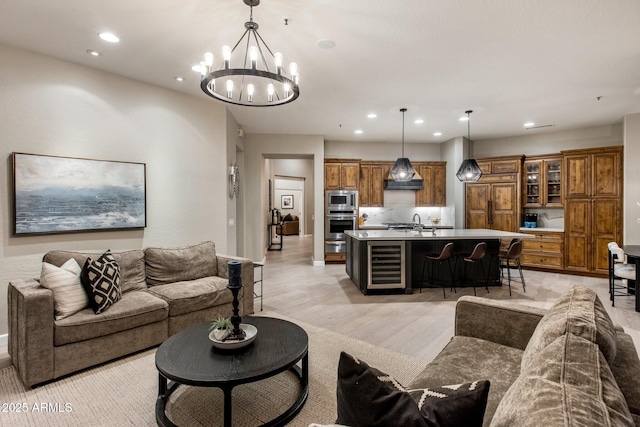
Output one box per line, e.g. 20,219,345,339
465,110,473,158
401,107,407,158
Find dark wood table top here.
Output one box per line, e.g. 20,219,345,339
622,245,640,258
155,316,308,387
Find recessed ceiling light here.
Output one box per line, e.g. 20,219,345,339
459,116,469,122
354,130,363,134
524,122,535,127
414,119,424,124
367,113,377,119
433,132,442,136
98,32,120,43
174,77,185,82
316,39,336,49
86,49,100,56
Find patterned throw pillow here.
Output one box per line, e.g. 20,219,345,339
336,351,490,427
40,258,89,320
81,250,122,314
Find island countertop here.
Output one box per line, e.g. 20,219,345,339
345,228,534,241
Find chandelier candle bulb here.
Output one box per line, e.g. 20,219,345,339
222,45,231,68
247,83,255,102
199,61,207,77
204,52,214,68
274,52,283,73
226,80,234,98
249,46,258,69
268,83,274,101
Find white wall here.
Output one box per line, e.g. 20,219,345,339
244,134,324,264
623,112,640,245
473,124,622,158
325,140,441,161
0,44,230,335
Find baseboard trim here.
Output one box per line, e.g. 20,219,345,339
312,257,325,266
0,333,7,347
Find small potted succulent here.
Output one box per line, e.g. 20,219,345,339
209,316,233,341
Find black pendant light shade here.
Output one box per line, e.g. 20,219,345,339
390,108,416,182
456,158,483,182
456,110,483,182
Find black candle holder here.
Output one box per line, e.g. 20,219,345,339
226,260,246,341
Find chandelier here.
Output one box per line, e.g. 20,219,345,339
199,0,300,107
456,110,483,182
390,108,416,182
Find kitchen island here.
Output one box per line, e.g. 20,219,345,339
345,229,533,295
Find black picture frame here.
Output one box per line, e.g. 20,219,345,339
281,195,294,209
12,152,147,236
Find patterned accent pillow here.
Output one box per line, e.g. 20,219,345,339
40,258,89,320
81,250,122,314
336,351,491,427
408,380,490,427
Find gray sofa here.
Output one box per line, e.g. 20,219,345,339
408,286,640,426
7,241,254,388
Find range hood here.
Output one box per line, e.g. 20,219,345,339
384,170,424,190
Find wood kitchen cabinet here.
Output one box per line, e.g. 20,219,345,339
465,155,523,232
324,159,360,190
523,155,563,207
359,162,391,207
520,230,564,270
414,162,447,206
562,146,623,276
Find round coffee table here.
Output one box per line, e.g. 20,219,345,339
155,316,309,427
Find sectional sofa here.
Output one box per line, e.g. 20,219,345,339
7,241,254,388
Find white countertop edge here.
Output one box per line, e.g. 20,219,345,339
518,227,565,232
345,229,535,241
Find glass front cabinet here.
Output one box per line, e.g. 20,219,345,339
524,157,562,208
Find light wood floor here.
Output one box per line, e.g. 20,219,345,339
261,235,640,362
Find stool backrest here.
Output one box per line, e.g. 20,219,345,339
437,242,455,261
468,242,487,260
505,240,523,259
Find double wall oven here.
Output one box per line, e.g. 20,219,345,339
325,190,358,258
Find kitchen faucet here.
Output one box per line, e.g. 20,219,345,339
412,213,421,225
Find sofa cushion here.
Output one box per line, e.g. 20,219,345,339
408,336,523,426
54,291,168,346
490,333,633,427
144,241,217,286
521,285,617,370
147,276,233,316
611,331,640,418
81,251,122,314
40,258,89,320
43,249,147,293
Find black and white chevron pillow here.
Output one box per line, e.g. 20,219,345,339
81,250,122,314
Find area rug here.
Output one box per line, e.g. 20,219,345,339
0,314,428,426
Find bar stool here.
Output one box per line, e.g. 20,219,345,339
458,242,488,296
497,239,525,296
608,242,636,306
420,242,456,298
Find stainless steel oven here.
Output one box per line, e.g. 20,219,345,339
325,213,358,240
325,190,358,211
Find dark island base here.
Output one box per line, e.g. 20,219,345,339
346,235,504,295
409,239,501,293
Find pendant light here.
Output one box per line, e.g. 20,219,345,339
390,108,416,182
456,110,483,182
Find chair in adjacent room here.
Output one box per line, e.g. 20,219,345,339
420,242,456,298
458,242,488,296
608,242,636,307
496,239,525,296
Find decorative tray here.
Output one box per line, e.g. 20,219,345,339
208,324,257,350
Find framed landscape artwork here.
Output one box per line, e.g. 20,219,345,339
281,195,293,209
12,152,146,235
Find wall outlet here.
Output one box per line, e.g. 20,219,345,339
228,219,235,226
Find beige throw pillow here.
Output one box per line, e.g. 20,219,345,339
40,258,89,320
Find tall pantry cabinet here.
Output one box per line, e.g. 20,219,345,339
465,155,523,233
562,146,623,275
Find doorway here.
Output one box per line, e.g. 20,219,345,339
274,176,305,236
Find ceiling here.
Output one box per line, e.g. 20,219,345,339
1,0,640,144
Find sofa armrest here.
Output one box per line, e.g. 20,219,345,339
8,279,55,387
455,296,548,350
216,254,255,315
